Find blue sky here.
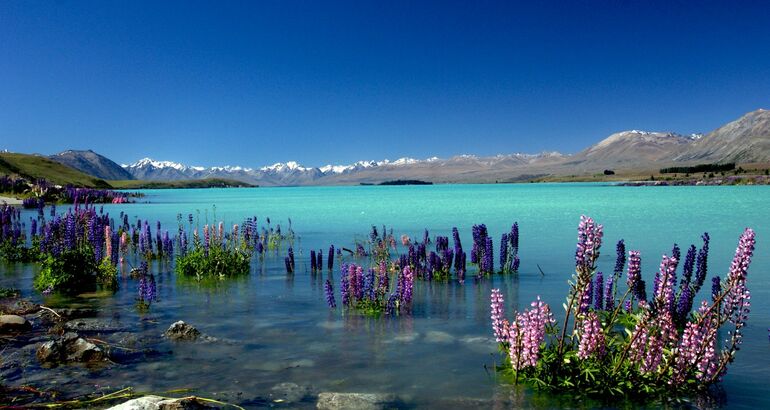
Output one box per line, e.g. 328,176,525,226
1,1,769,167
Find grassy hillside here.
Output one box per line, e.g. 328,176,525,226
0,152,111,188
109,178,256,189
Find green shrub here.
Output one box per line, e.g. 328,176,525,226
175,244,251,280
34,246,117,294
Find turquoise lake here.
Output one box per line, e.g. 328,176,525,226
2,183,769,408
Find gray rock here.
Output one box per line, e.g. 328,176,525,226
106,396,221,410
270,382,315,403
0,314,31,333
164,321,201,341
36,332,106,364
107,395,165,410
316,393,400,410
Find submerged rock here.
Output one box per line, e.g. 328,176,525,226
36,332,107,364
0,314,31,333
64,318,124,333
164,321,201,341
107,395,221,410
316,392,401,410
270,382,316,403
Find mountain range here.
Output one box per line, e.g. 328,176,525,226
48,109,770,186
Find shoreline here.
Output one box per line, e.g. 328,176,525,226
0,195,22,205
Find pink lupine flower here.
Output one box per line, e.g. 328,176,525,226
104,225,112,260
507,296,554,370
577,311,605,359
401,234,411,246
575,215,603,273
653,255,678,313
490,289,509,343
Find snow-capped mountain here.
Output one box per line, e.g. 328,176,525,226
119,152,570,185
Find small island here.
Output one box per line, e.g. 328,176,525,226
377,179,433,186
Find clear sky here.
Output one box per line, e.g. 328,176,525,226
1,1,769,167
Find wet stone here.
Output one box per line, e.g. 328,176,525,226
164,321,201,341
0,314,31,333
36,332,107,364
107,396,221,410
316,392,401,410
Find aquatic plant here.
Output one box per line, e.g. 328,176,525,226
329,262,413,316
136,261,158,311
499,222,520,274
175,222,252,280
491,215,756,402
0,204,41,262
32,203,119,293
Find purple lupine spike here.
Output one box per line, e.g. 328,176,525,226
681,245,697,286
399,266,414,305
385,293,398,315
604,276,614,311
614,240,626,277
340,271,350,307
327,245,335,270
364,268,375,300
324,279,336,308
627,250,644,302
483,236,494,274
693,233,710,293
575,215,603,273
284,256,293,273
316,250,323,271
138,274,147,302
711,276,721,301
675,283,693,324
594,271,604,311
653,255,678,313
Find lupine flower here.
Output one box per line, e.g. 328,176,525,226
578,312,605,359
324,279,336,308
398,266,414,305
614,239,626,278
575,215,603,273
681,245,697,287
490,289,509,343
604,276,614,311
653,255,678,314
340,272,350,307
627,251,644,302
327,245,335,270
505,296,554,370
483,236,494,274
316,250,323,270
594,271,604,310
401,234,410,246
672,301,718,384
693,233,710,294
711,276,721,301
385,293,398,315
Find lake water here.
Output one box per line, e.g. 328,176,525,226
2,183,769,408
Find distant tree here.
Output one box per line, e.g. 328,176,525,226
603,169,615,175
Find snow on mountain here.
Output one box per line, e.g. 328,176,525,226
119,152,570,185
